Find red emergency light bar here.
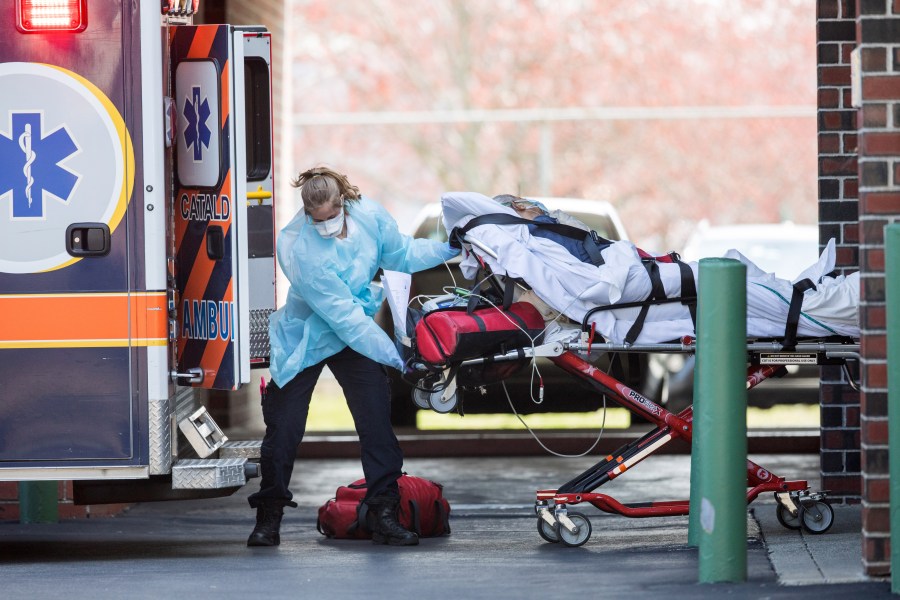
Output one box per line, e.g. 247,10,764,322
17,0,87,33
163,0,201,15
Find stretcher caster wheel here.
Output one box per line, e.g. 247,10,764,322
799,501,834,534
537,517,560,543
556,512,591,547
412,387,432,409
412,375,458,413
427,390,458,414
775,503,801,530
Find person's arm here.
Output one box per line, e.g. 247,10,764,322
294,258,405,370
374,202,458,273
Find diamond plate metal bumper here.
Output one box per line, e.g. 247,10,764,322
219,440,262,459
171,457,249,489
250,308,274,360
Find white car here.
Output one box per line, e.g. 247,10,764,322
381,196,654,426
663,221,823,412
406,196,629,243
681,221,820,280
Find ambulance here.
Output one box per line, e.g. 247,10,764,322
0,1,275,503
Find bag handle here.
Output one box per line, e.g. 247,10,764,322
436,500,451,535
354,501,369,535
407,499,422,536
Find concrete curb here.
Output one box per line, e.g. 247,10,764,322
752,503,879,585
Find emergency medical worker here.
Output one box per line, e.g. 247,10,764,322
247,167,459,547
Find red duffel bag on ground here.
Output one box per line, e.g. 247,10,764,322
414,301,545,366
316,475,451,540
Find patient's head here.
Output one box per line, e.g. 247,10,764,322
493,194,545,221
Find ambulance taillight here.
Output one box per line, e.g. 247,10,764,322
16,0,87,33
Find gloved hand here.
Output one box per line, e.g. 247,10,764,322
448,227,464,250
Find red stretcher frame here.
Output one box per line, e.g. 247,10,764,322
523,338,859,545
537,351,806,516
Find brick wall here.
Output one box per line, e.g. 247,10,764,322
856,0,900,578
817,0,900,576
817,0,862,503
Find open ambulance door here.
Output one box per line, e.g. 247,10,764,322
170,25,276,391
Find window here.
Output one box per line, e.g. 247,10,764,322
243,57,271,181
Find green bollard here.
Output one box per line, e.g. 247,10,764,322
687,321,704,548
18,481,59,524
696,258,747,583
887,225,900,595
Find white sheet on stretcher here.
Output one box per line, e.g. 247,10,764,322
440,191,860,344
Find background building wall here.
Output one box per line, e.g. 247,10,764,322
818,0,900,577
855,0,900,578
816,1,862,506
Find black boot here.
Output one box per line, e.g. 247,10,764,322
365,495,419,546
247,502,285,547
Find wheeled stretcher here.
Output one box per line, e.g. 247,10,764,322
537,337,857,546
401,191,863,546
407,328,859,547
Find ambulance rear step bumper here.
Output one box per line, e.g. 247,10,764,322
218,440,262,459
172,457,259,489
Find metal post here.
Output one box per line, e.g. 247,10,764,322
886,224,900,594
18,481,59,524
687,327,704,547
696,258,747,583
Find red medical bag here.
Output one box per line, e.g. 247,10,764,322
414,302,545,366
316,475,451,539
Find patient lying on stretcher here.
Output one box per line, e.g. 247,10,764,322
440,191,860,345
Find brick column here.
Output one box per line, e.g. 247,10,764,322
857,0,900,578
817,0,861,503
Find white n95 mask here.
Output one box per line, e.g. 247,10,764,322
313,209,345,238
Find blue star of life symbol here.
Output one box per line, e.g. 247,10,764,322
0,112,79,219
183,85,212,161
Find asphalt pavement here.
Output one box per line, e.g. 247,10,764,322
0,454,892,599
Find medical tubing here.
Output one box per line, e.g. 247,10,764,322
461,226,601,338
407,234,607,406
463,291,546,404
464,286,632,458
441,257,459,290
466,286,608,406
463,272,610,405
501,376,608,459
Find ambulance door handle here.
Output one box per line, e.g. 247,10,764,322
66,223,111,257
206,225,225,260
172,368,203,384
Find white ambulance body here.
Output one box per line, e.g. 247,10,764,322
0,1,274,502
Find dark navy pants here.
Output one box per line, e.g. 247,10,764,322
248,347,403,508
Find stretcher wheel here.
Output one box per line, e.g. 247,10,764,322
428,390,458,414
775,503,801,530
412,387,432,409
556,512,592,547
799,501,834,535
537,517,560,543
